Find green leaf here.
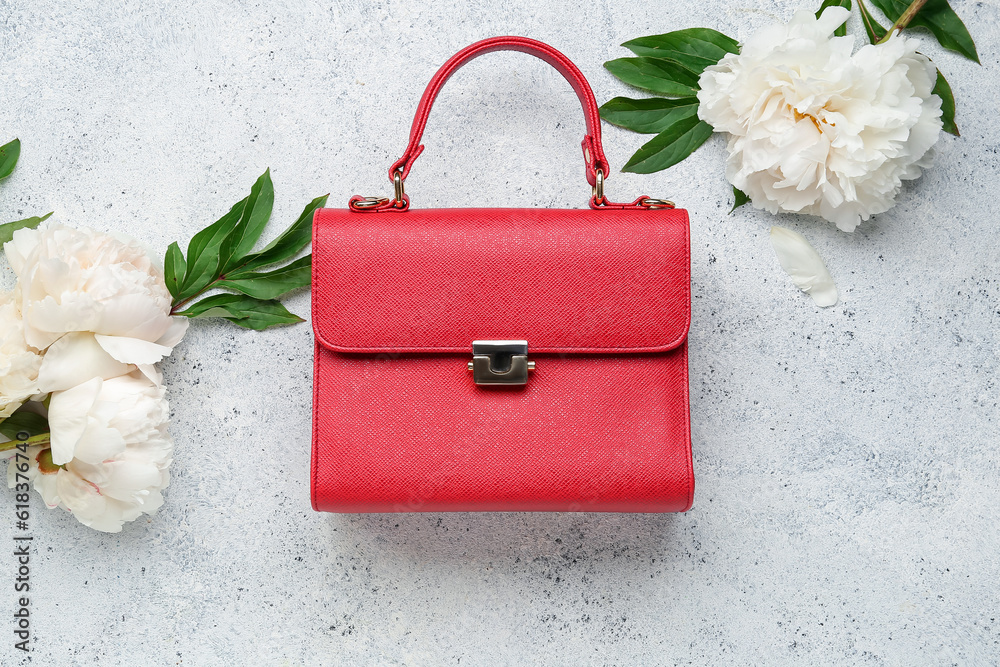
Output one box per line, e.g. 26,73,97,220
600,97,700,134
730,187,751,213
218,254,311,300
621,29,738,74
858,0,888,43
817,0,853,36
622,116,714,173
176,293,304,330
177,196,248,300
932,69,958,136
0,139,20,180
0,411,49,441
163,241,186,298
604,57,701,97
0,212,53,246
238,194,328,272
869,0,979,63
219,169,275,273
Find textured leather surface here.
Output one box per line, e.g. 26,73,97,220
312,207,690,353
388,36,610,187
312,344,693,513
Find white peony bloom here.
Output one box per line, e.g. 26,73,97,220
3,224,188,354
6,371,174,533
0,292,42,418
697,7,943,231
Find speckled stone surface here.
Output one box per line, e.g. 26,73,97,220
0,0,997,664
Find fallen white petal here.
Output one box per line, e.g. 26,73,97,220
95,335,173,365
769,226,839,307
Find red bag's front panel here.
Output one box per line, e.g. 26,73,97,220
312,345,692,513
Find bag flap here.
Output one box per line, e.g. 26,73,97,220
312,207,690,353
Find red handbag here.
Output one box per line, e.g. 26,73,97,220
311,37,693,513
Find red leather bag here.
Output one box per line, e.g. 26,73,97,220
311,37,693,513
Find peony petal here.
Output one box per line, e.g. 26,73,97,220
95,459,163,503
136,364,163,386
155,316,189,349
36,332,132,393
48,377,103,465
70,418,127,465
95,334,172,365
3,227,42,278
55,472,128,532
92,292,173,342
769,226,839,307
815,6,850,36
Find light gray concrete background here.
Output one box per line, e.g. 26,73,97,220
1,0,997,664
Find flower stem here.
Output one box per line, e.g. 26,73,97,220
169,275,226,315
876,0,930,43
0,433,51,452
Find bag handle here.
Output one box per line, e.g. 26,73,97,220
349,36,674,212
392,36,610,188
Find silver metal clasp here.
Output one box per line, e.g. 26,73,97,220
467,340,535,385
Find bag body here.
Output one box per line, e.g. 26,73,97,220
311,37,694,513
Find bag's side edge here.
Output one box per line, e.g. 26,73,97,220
680,342,695,512
310,340,324,512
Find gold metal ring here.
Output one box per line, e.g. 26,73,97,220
352,197,389,209
394,171,405,203
593,169,604,202
641,197,675,209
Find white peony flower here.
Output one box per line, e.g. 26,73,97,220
697,7,943,231
3,224,188,355
0,292,42,418
6,371,174,533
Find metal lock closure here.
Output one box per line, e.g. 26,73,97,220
467,340,535,385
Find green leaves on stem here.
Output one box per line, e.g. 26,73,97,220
601,28,737,174
601,97,714,173
216,255,312,301
175,293,304,330
600,97,700,134
622,116,714,174
166,169,328,330
620,29,739,73
604,58,700,98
